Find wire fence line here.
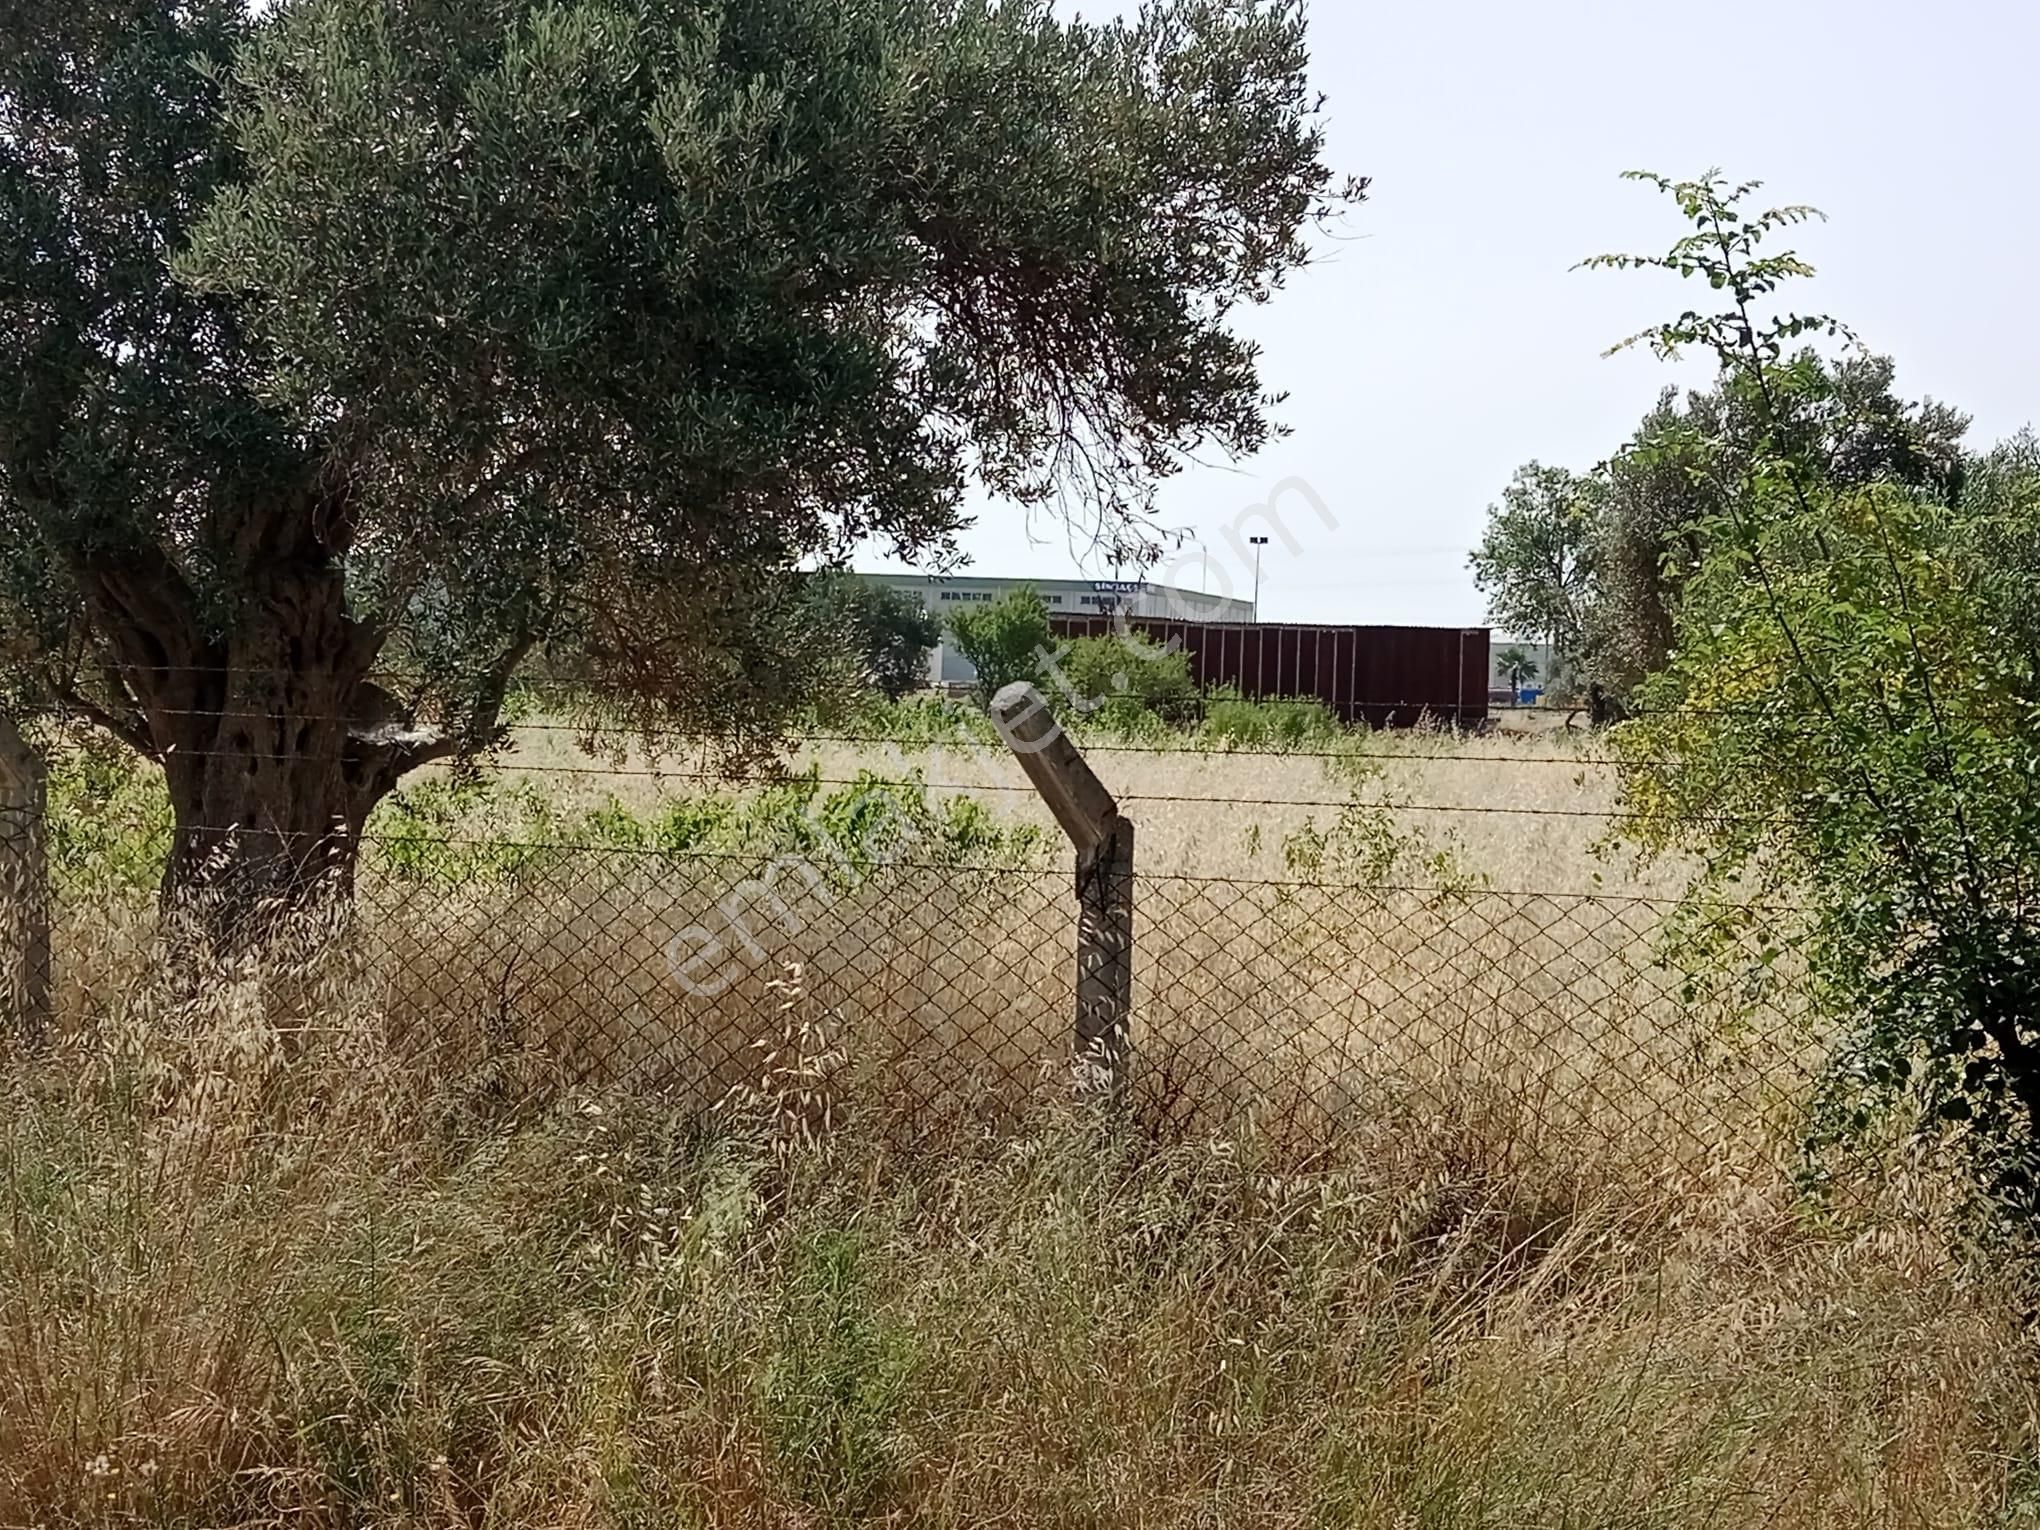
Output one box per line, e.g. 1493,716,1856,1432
43,706,1629,768
65,752,1747,826
5,719,1843,1185
44,720,1798,832
65,657,1877,725
97,889,1814,1181
46,699,1740,767
22,842,1815,1166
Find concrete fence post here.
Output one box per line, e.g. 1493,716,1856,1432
0,716,51,1048
989,683,1133,1103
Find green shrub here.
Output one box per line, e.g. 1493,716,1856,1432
1590,170,2040,1225
821,693,1000,749
1198,688,1344,748
947,586,1053,706
368,766,1044,888
45,741,172,895
370,776,567,881
36,744,1042,895
1057,634,1197,726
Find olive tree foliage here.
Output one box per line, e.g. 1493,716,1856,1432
0,0,1355,916
800,575,941,703
1472,353,1969,697
1593,172,2040,1224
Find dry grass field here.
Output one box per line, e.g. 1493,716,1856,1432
4,722,2036,1525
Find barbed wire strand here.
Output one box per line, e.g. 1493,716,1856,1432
54,658,1877,726
72,739,1801,828
138,822,1809,911
62,703,1697,769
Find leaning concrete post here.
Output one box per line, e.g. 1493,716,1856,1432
0,716,51,1048
990,683,1132,1102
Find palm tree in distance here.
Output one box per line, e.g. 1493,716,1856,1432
1497,646,1540,704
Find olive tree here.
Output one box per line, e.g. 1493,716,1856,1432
1,0,1357,926
800,575,941,703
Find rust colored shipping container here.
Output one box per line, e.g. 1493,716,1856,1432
1048,618,1489,728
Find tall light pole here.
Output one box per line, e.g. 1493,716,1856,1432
1248,535,1270,621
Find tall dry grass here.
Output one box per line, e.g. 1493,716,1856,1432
3,872,2036,1526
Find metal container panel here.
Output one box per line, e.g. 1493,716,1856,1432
1046,618,1489,728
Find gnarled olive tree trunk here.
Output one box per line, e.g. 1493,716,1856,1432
153,655,393,941
77,538,461,951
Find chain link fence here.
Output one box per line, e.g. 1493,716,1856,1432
60,833,1812,1177
2,739,1841,1184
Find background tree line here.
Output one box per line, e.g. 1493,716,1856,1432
1470,353,1975,700
1556,170,2040,1228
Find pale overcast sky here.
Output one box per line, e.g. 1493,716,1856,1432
858,0,2038,627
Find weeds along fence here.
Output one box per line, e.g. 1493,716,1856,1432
2,689,1835,1182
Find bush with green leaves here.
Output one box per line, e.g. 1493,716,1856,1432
836,686,1373,754
370,766,1047,888
1593,171,2040,1223
1275,755,1480,894
44,739,173,897
1056,634,1198,728
37,748,1045,894
821,693,1000,750
946,587,1055,707
1198,687,1343,748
